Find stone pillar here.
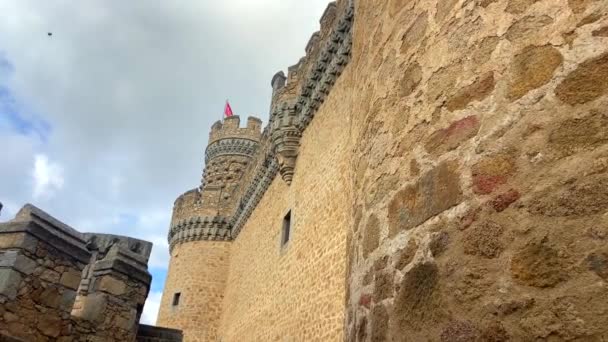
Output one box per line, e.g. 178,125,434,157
0,204,90,341
72,234,152,342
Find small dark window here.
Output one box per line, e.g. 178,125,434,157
281,211,292,247
172,293,181,306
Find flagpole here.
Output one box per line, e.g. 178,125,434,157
222,99,227,122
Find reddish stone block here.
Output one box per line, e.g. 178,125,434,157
388,161,463,236
359,293,372,309
472,154,516,195
425,116,480,155
490,189,521,212
473,174,508,195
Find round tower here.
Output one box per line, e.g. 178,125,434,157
157,115,262,341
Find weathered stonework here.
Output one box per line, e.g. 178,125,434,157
157,0,608,341
0,204,179,341
346,0,608,341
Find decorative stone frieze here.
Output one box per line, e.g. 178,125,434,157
296,1,354,131
205,138,259,163
168,216,232,251
272,103,301,185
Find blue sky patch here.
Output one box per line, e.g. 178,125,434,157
149,267,168,293
0,56,51,141
0,56,14,74
0,89,51,141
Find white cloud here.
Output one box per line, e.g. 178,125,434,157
32,154,64,200
146,235,170,269
140,291,162,325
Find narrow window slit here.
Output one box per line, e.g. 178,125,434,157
282,211,292,247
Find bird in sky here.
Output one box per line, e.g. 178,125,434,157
48,32,52,36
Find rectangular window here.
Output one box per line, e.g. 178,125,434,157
172,292,181,306
281,210,292,247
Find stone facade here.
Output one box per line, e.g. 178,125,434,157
0,204,181,341
159,0,608,341
158,240,230,341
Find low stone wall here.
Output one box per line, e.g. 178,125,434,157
0,205,89,341
0,204,173,341
136,324,183,342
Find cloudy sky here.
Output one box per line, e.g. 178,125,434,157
0,0,331,325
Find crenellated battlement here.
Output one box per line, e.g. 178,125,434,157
171,188,202,227
319,2,337,33
209,115,263,145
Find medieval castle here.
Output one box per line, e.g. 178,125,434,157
1,0,608,340
156,0,608,340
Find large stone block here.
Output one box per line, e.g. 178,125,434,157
586,250,608,280
388,161,462,236
362,214,380,258
463,221,505,258
0,232,38,253
37,286,62,309
425,116,480,155
506,0,542,14
60,270,82,290
0,268,23,300
0,251,37,275
60,289,77,312
399,62,423,98
114,309,137,330
471,153,516,195
400,12,428,56
38,315,62,338
555,52,608,105
72,293,108,324
390,260,443,340
507,45,563,101
445,73,495,112
528,173,608,217
548,110,608,156
97,275,127,296
511,236,569,288
505,15,554,43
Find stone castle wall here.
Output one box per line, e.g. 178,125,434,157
345,0,608,340
158,0,608,340
0,206,90,341
217,81,353,339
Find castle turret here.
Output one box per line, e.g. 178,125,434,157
157,115,262,341
202,116,263,216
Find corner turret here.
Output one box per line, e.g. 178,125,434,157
160,115,262,340
166,115,262,251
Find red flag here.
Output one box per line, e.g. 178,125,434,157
224,100,234,117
